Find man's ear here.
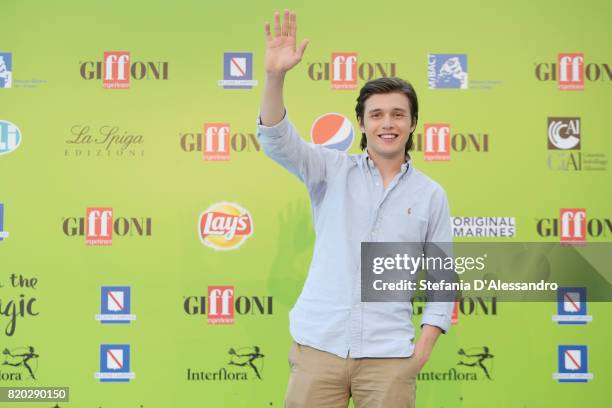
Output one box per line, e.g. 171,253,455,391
358,118,365,133
410,123,417,134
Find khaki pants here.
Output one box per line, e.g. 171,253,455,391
285,342,418,408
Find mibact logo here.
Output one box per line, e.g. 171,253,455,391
80,51,169,89
0,52,12,88
307,53,396,90
199,202,253,250
310,113,354,151
62,207,153,246
534,53,611,90
428,54,468,89
0,120,21,155
536,208,612,243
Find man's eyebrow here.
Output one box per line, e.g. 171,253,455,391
367,107,408,113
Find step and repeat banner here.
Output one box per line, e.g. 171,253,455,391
1,0,610,407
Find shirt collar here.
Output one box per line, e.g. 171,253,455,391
362,151,411,173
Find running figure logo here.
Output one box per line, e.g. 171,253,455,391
2,346,39,379
457,347,494,380
227,346,265,379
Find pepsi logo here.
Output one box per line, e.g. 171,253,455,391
310,113,354,152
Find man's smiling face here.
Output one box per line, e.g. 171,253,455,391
359,92,416,161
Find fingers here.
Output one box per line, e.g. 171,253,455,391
273,11,281,37
282,9,289,36
290,12,296,38
270,10,299,39
264,22,272,42
297,38,309,58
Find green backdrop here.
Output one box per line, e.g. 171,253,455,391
1,0,610,407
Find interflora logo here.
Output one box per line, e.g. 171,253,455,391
199,202,253,250
79,51,169,89
534,53,611,90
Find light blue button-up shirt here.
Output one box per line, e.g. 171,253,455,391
257,112,453,358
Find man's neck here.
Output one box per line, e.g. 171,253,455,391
367,150,407,187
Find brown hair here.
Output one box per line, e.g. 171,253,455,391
355,77,419,155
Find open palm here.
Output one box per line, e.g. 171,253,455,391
265,10,309,75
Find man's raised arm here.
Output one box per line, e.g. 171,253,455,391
260,10,309,126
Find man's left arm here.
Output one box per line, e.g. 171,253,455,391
414,186,453,367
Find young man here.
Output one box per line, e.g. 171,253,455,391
258,10,453,408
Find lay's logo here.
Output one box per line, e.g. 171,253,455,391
198,202,253,250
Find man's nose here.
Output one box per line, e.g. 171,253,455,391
382,115,394,128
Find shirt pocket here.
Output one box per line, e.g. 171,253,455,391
382,206,428,242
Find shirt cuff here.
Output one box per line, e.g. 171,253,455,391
420,313,450,334
256,109,289,138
